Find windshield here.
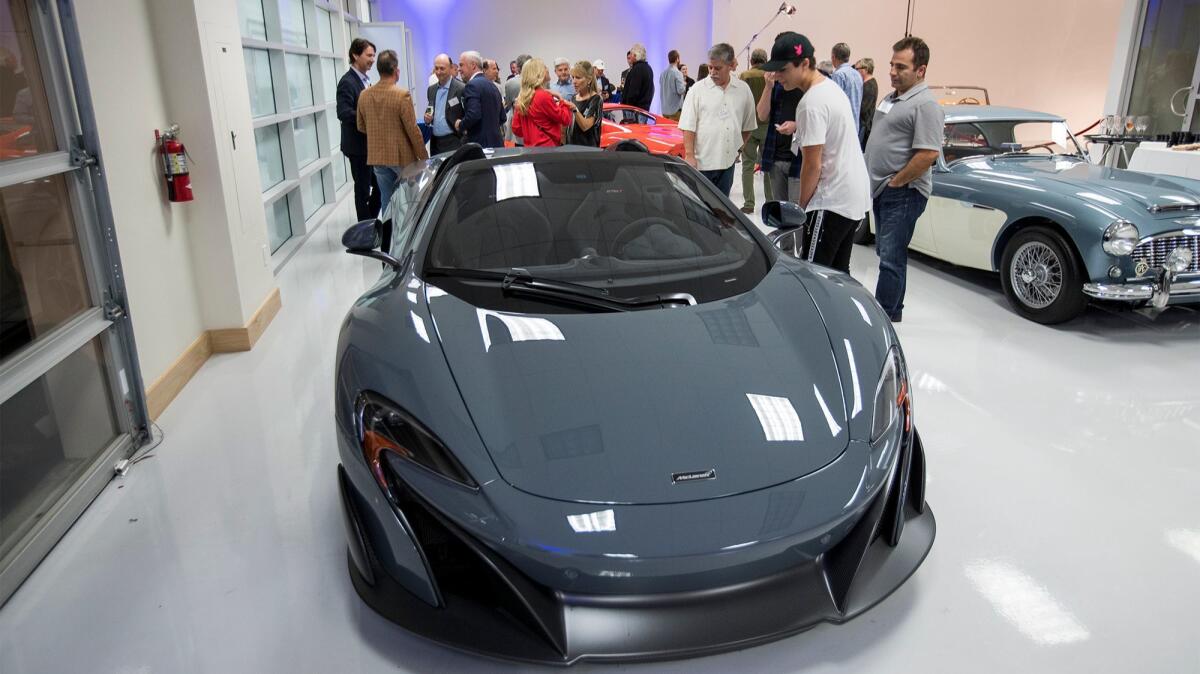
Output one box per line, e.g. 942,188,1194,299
942,120,1083,163
423,154,770,312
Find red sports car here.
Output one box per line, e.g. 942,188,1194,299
600,104,684,158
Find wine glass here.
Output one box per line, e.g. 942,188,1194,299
1123,116,1136,137
1104,115,1120,137
1134,116,1149,137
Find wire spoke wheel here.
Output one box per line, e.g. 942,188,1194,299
1010,241,1063,309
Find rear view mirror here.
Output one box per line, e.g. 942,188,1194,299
342,218,402,269
761,200,806,231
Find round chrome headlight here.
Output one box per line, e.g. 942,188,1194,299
1102,220,1139,256
1166,247,1193,274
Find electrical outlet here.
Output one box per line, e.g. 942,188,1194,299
261,244,270,268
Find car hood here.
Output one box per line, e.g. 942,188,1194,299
426,265,849,505
984,158,1200,217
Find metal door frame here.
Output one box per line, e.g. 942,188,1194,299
1119,0,1200,132
0,0,150,606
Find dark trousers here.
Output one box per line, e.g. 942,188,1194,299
803,209,859,273
699,165,736,196
347,153,380,221
873,186,929,320
429,134,461,156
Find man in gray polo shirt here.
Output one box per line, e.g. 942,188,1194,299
864,36,944,322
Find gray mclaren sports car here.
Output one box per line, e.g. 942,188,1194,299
334,143,934,665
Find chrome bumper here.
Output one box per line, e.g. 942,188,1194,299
1084,275,1200,304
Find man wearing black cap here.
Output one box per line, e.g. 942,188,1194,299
760,32,871,274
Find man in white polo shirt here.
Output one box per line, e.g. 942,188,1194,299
678,42,758,196
760,32,871,273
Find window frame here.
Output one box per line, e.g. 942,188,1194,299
237,0,363,258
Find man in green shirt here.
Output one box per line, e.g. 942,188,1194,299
738,49,772,213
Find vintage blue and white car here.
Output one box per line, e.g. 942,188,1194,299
863,105,1200,324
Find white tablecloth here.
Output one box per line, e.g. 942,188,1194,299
1127,142,1200,180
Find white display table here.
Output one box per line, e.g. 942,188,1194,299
1126,142,1200,180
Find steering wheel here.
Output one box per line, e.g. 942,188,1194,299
957,96,982,105
1022,142,1056,154
612,216,691,258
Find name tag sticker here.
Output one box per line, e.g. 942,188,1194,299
718,105,731,120
877,99,895,114
448,97,460,107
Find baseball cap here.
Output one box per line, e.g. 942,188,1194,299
760,32,816,72
594,59,606,70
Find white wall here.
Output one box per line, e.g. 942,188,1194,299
77,0,278,389
75,0,206,385
713,0,1125,133
374,0,712,114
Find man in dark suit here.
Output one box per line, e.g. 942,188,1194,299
455,50,507,149
337,38,379,220
424,53,465,156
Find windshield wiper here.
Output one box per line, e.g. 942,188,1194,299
424,267,697,311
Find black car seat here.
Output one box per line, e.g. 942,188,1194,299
443,198,555,270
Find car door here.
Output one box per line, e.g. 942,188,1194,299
925,123,1009,271
925,193,1007,271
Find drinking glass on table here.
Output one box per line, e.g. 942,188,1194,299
1104,115,1120,137
1134,116,1149,137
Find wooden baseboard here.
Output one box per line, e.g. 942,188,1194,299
146,332,212,420
210,287,283,353
144,287,282,420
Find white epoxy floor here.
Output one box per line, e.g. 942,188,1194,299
2,184,1199,674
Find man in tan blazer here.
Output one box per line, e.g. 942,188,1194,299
356,49,429,220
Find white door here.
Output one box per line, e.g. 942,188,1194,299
927,197,1008,271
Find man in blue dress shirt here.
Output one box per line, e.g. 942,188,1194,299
829,42,863,135
551,58,576,101
424,53,465,155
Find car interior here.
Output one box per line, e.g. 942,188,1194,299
427,158,755,282
941,121,1077,163
603,108,656,126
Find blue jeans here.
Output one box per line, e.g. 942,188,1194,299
700,165,736,197
873,186,928,320
372,166,402,220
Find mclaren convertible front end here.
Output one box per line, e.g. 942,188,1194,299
334,254,935,665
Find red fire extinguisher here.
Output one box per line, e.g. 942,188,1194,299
156,124,193,202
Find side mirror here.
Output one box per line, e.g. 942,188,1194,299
770,229,804,259
761,201,807,259
760,200,806,231
342,218,380,251
342,218,402,269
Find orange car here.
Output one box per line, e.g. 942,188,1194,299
600,104,684,158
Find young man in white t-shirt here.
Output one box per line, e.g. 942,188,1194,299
760,33,871,273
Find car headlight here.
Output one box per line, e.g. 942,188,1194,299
1102,220,1139,256
871,347,912,444
356,393,477,490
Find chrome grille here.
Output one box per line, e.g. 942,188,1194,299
1132,234,1200,274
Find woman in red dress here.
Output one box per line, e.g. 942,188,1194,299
512,58,573,148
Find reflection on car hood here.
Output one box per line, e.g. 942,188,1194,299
426,264,848,505
965,158,1200,216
